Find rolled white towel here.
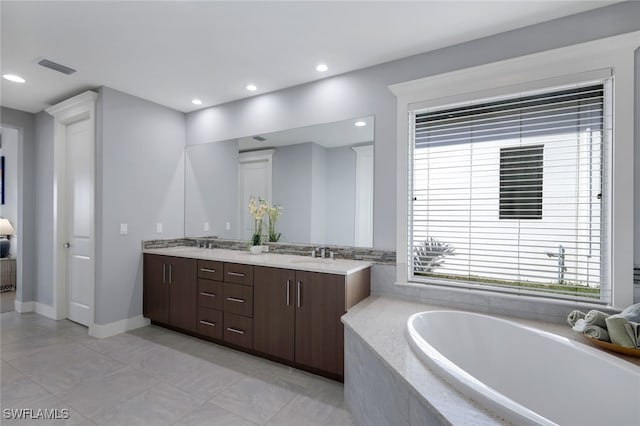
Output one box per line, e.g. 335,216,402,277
583,325,610,342
584,310,609,328
605,315,636,348
622,321,640,349
567,310,586,327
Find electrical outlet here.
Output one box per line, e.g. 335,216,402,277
225,222,231,231
120,224,128,235
204,222,210,232
156,223,163,233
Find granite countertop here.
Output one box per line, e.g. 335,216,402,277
143,246,372,276
341,296,640,426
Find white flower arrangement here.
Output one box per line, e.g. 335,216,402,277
248,196,269,246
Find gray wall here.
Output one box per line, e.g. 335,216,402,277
1,107,36,304
95,87,185,324
186,2,640,254
34,112,55,306
184,138,239,238
310,143,327,244
272,142,313,244
0,127,19,257
326,146,356,246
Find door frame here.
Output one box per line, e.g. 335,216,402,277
237,149,274,239
45,91,98,332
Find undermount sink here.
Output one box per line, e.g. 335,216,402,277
289,258,334,265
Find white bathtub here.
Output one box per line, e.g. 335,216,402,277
407,310,640,426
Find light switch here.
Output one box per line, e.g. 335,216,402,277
204,222,210,232
225,222,231,231
156,222,163,233
120,224,128,235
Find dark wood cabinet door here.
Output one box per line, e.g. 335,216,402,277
294,271,346,376
168,257,197,332
143,254,170,325
253,266,296,361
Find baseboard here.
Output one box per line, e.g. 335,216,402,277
34,302,57,319
13,300,57,319
89,315,150,339
14,300,34,313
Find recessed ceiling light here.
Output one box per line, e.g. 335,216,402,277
246,84,257,92
354,121,366,127
2,74,25,83
192,99,202,105
316,64,328,72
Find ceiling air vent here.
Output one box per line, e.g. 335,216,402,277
253,136,267,141
38,59,76,75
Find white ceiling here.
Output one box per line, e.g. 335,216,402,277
1,1,617,114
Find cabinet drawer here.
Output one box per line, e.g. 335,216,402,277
223,263,253,286
197,279,223,310
223,312,253,349
223,283,253,317
197,307,222,340
198,260,223,281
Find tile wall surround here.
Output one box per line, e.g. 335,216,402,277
142,237,396,265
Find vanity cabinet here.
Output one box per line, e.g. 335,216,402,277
253,267,296,361
143,254,197,332
253,266,370,377
144,249,370,381
194,260,254,350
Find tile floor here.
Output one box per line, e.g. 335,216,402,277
0,312,354,425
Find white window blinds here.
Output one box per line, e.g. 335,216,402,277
409,82,609,301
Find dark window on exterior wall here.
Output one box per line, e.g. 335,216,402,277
499,145,543,220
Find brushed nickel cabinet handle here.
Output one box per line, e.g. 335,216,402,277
227,271,245,277
286,280,291,306
200,268,217,273
199,320,216,327
169,264,173,284
226,327,245,335
200,292,216,298
297,281,302,308
162,264,166,284
226,297,245,303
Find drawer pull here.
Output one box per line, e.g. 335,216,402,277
199,320,216,327
286,280,291,306
200,292,216,298
226,327,245,335
227,272,245,277
226,297,245,303
200,268,217,273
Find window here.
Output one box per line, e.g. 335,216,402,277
409,83,608,300
499,145,543,220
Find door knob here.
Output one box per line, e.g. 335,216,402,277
63,242,71,248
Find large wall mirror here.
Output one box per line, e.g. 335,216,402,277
185,116,374,247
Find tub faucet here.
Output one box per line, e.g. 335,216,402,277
545,244,567,284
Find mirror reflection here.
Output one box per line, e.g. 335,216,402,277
185,116,374,247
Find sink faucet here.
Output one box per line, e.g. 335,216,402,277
311,247,327,258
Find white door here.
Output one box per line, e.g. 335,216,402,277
65,119,93,326
238,151,273,240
